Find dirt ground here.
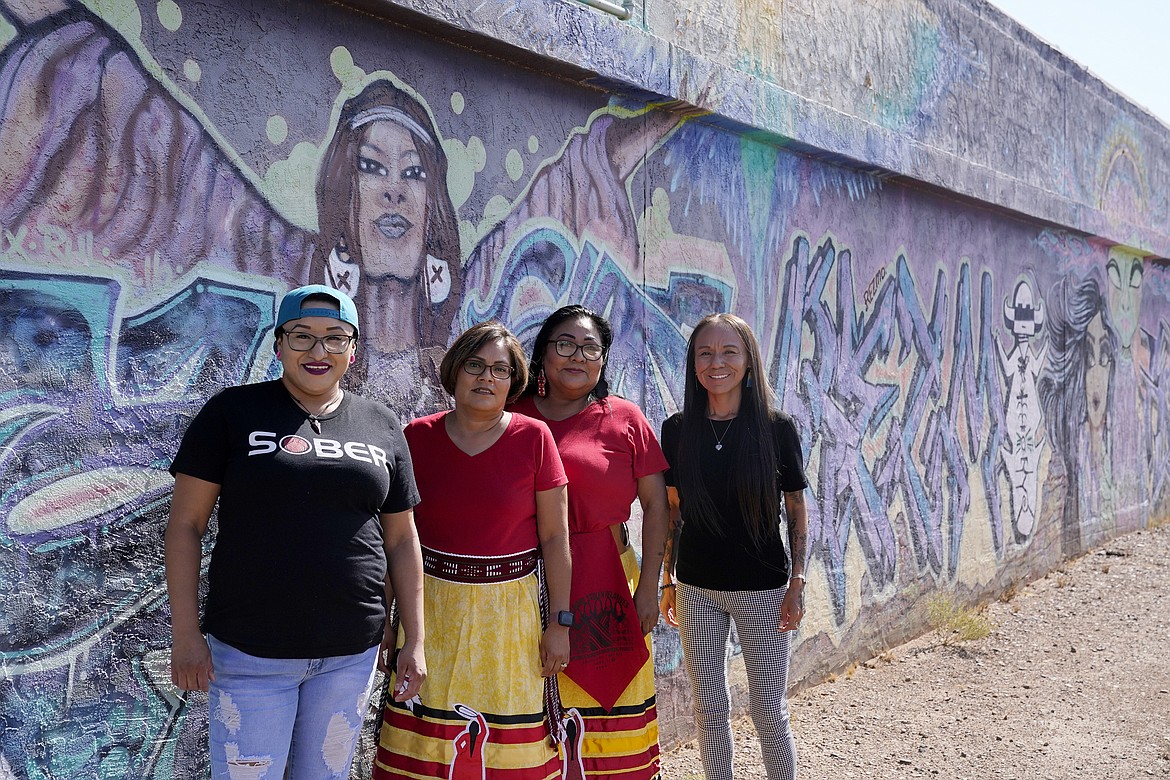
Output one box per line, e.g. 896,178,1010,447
660,524,1170,779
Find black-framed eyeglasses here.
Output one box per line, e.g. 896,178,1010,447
462,358,515,380
553,339,604,361
283,332,355,354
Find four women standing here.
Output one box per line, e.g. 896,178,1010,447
167,303,810,779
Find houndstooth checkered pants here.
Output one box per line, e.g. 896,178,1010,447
676,583,797,780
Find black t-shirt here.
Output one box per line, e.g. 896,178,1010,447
170,380,420,658
661,411,808,591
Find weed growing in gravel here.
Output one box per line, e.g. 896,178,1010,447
925,594,993,645
863,650,897,668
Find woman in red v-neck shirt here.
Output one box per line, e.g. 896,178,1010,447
374,321,573,780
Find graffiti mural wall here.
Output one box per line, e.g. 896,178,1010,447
1,0,1167,775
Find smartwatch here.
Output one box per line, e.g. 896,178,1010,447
556,610,574,628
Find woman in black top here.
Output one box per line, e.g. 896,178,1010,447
165,285,426,779
659,313,810,780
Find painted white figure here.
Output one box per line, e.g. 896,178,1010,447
997,279,1047,540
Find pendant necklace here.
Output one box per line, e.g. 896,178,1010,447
710,417,734,451
288,388,344,434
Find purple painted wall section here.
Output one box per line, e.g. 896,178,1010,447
0,0,1167,776
378,0,1170,258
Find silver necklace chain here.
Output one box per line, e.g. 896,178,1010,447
709,416,734,451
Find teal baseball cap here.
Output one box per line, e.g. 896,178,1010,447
276,285,360,336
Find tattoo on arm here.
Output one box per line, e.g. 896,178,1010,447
786,490,808,572
663,515,680,580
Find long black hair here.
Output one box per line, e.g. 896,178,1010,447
522,305,613,402
676,313,781,549
311,79,462,355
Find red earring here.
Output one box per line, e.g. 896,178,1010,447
349,354,356,364
537,369,547,397
276,350,281,359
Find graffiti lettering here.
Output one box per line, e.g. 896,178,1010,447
39,224,96,266
862,265,888,308
1,225,33,264
775,234,1020,621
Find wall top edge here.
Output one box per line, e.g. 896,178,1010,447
342,0,1169,258
963,0,1170,133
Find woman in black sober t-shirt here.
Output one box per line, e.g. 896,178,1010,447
165,285,426,780
659,313,810,780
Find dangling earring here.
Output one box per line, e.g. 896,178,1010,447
745,369,754,388
424,255,451,304
537,369,547,397
349,354,356,364
276,350,281,359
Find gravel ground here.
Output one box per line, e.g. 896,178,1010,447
661,524,1170,779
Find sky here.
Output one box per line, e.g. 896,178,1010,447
986,0,1170,126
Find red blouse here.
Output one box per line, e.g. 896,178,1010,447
510,396,667,532
404,411,567,556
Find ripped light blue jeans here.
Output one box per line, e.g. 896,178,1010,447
206,635,379,780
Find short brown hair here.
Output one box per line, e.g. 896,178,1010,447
440,321,529,403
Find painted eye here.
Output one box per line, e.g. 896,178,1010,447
357,156,389,176
403,165,427,181
1107,260,1121,290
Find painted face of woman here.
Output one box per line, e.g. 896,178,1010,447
1084,313,1111,430
354,120,428,282
1105,247,1142,353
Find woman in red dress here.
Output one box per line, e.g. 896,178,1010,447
374,321,573,779
512,305,670,779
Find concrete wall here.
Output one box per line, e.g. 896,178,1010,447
0,0,1167,776
377,0,1169,256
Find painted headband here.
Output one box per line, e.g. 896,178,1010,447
348,106,435,147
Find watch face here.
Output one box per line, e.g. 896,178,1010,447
557,610,574,627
